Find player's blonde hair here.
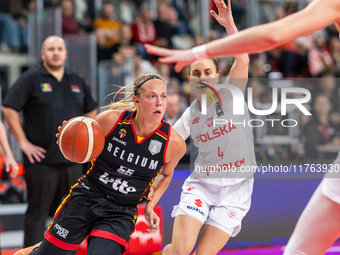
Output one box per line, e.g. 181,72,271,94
104,73,165,110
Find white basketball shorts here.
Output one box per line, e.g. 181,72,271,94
171,177,253,237
322,152,340,204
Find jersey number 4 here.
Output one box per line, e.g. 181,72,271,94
218,147,224,159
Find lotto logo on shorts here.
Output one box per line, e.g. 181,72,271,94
186,187,195,191
194,199,203,207
54,223,69,239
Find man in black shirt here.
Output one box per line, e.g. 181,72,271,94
2,35,97,247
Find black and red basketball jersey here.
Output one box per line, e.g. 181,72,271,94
87,110,171,206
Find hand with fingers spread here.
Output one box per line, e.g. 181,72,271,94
210,0,235,29
144,204,160,232
144,44,194,73
20,140,46,164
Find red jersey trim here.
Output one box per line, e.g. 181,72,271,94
130,111,164,144
105,110,126,139
90,230,128,248
45,232,79,250
163,125,171,164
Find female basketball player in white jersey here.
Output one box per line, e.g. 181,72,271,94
145,0,340,254
158,1,256,254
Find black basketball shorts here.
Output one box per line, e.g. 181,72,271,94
45,176,137,251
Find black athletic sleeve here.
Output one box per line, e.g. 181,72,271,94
81,78,98,114
3,69,35,112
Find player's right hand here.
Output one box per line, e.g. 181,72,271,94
5,155,19,178
20,140,46,164
143,185,155,201
56,120,68,144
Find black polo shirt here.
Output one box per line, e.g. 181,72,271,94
3,63,98,166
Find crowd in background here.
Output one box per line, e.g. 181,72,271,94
1,0,340,169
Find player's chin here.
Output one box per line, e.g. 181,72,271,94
150,112,164,123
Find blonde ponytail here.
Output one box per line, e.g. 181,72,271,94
104,73,165,110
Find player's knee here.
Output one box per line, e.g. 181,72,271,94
163,243,193,255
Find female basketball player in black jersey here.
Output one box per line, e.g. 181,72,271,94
15,73,186,255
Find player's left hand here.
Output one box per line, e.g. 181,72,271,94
210,0,234,28
144,206,160,232
143,185,155,201
144,44,195,73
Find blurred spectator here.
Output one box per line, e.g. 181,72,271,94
97,24,135,62
73,0,88,23
94,2,121,46
312,73,340,112
44,0,60,8
0,0,25,52
247,79,267,106
153,2,175,48
164,94,182,126
61,0,81,35
131,3,156,59
330,36,340,75
308,31,334,77
258,1,276,25
249,59,267,78
113,0,138,25
158,64,170,84
304,94,340,159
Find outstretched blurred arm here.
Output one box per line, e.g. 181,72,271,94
145,0,340,72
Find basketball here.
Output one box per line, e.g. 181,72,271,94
58,117,105,163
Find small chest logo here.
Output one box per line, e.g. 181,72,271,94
40,83,52,92
207,117,213,127
192,117,200,125
71,84,80,93
119,128,127,138
148,140,162,155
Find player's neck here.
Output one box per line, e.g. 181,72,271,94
197,96,214,111
132,115,160,138
43,62,65,82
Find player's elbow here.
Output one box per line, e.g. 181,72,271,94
265,31,283,47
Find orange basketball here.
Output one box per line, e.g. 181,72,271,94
58,117,105,163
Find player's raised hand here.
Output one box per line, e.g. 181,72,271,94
144,44,195,73
210,0,234,28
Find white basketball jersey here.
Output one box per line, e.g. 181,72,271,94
174,85,257,186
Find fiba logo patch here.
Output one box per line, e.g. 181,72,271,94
119,128,127,138
148,140,162,155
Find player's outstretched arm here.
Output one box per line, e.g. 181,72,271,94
211,0,249,90
145,0,340,72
